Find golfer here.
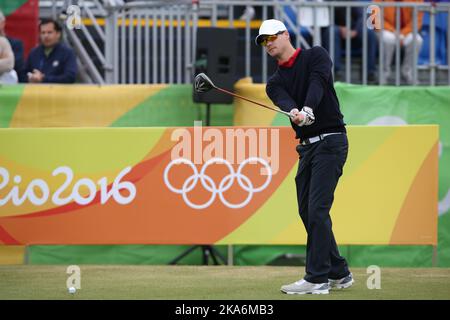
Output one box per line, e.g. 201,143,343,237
256,19,354,294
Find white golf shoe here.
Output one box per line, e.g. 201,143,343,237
329,273,354,290
280,279,330,295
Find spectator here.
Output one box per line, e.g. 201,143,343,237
375,0,424,84
0,35,17,84
283,1,377,82
326,0,378,82
282,0,330,50
24,18,77,83
0,9,25,82
418,0,449,66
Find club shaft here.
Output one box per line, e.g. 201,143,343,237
214,86,291,118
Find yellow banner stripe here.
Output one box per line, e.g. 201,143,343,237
82,18,262,28
11,85,166,128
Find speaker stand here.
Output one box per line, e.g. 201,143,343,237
205,102,211,126
169,245,227,265
169,103,227,265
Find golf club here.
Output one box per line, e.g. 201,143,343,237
194,73,293,119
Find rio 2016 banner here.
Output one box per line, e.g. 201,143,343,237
0,125,438,245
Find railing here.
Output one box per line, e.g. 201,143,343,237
103,0,198,84
47,0,113,83
43,0,450,86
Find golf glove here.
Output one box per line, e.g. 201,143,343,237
290,107,315,126
289,107,316,127
299,106,315,126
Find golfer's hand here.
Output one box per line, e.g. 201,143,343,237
290,107,315,126
289,108,305,126
300,107,315,126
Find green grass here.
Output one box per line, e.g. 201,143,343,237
0,266,449,300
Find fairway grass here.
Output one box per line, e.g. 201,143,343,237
0,266,449,300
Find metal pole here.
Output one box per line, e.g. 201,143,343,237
161,8,166,84
362,5,368,85
120,11,126,84
212,3,217,27
66,28,105,84
192,2,199,83
245,13,251,77
379,6,384,85
430,5,436,86
52,0,57,20
345,6,351,83
128,9,134,84
169,6,174,84
313,6,319,46
104,8,116,83
83,0,106,41
152,9,158,83
412,6,418,85
395,6,400,86
177,6,182,84
184,7,191,83
294,5,300,50
145,11,150,83
113,10,119,84
80,22,107,67
262,5,268,83
136,12,142,84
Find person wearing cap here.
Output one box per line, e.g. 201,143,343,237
256,19,354,295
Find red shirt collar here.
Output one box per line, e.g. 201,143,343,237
278,48,301,68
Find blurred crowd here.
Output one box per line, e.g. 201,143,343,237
0,11,76,85
272,0,447,84
0,0,448,85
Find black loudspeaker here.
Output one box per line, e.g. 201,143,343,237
193,27,237,104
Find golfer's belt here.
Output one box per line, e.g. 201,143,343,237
300,132,343,146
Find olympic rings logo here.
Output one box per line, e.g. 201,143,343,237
163,157,272,209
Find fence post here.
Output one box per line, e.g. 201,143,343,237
104,7,116,84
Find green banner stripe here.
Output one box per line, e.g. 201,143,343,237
110,85,234,127
0,85,24,127
0,0,29,15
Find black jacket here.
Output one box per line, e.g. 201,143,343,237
24,42,77,83
266,46,346,140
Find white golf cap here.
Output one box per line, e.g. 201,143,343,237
255,19,287,45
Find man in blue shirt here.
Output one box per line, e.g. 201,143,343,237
24,18,77,83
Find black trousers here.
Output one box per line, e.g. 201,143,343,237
295,133,350,284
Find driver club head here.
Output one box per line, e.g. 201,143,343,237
194,73,215,93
